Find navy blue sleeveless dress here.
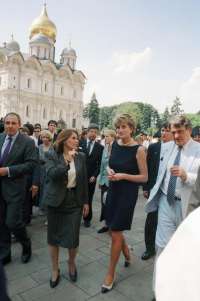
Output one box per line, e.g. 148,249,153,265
105,141,140,231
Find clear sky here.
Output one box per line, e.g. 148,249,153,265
1,0,200,113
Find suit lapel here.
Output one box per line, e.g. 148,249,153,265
74,154,80,184
0,133,6,153
89,141,96,156
82,140,87,153
4,133,21,165
161,143,176,178
58,153,66,166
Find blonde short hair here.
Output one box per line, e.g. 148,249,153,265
40,130,53,141
104,129,116,139
114,114,136,133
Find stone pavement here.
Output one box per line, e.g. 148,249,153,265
5,189,154,301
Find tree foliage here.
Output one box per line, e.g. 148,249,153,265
83,96,200,133
98,101,160,134
170,97,184,116
83,93,100,124
161,106,171,123
186,113,200,127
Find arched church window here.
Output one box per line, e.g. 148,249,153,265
59,110,62,119
72,118,76,128
61,86,64,95
73,89,76,98
43,108,46,119
44,48,47,59
26,105,29,117
44,82,48,92
27,78,31,89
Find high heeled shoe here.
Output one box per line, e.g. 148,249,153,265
124,251,132,267
101,280,115,293
69,267,77,282
50,269,60,288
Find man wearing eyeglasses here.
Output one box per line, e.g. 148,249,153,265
32,124,42,147
48,120,58,142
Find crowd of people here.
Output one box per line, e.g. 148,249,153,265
0,112,200,301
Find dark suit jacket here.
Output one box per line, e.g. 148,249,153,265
80,140,103,179
0,261,10,301
43,150,88,207
0,132,38,204
143,142,161,193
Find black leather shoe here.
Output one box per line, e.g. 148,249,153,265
50,270,60,288
21,240,32,263
2,253,11,266
101,281,114,293
97,226,109,234
84,220,91,228
69,267,77,282
124,259,131,267
141,250,155,261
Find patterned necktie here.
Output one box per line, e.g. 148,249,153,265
0,136,12,166
167,146,182,206
87,140,93,155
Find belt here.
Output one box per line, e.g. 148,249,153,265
174,196,181,201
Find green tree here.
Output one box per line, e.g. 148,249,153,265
114,102,142,130
99,105,117,129
161,106,171,123
170,97,184,116
186,113,200,127
83,93,100,125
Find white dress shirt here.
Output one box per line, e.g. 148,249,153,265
161,139,194,198
86,138,95,155
67,159,76,188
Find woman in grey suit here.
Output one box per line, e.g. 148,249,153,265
44,129,89,288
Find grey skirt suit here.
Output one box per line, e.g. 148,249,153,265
43,150,88,248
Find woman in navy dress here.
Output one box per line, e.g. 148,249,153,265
102,114,148,293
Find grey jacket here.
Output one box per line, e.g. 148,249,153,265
43,150,88,207
187,167,200,215
0,132,38,205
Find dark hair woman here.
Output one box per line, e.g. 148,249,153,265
101,114,148,293
43,129,89,288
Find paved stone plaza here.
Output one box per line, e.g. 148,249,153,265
5,189,154,301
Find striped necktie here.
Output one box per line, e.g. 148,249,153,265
87,140,93,155
167,146,182,206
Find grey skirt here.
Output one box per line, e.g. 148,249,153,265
47,189,82,249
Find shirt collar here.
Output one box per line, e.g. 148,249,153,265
176,138,193,151
6,131,19,141
87,138,95,144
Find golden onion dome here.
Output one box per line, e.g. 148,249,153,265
29,4,57,42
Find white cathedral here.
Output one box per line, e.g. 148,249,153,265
0,4,85,128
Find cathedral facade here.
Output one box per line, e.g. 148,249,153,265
0,5,85,128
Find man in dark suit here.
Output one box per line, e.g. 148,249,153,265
0,261,10,301
80,124,103,227
48,120,58,143
141,123,173,260
0,112,38,265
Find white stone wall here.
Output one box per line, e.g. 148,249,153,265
0,53,85,129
